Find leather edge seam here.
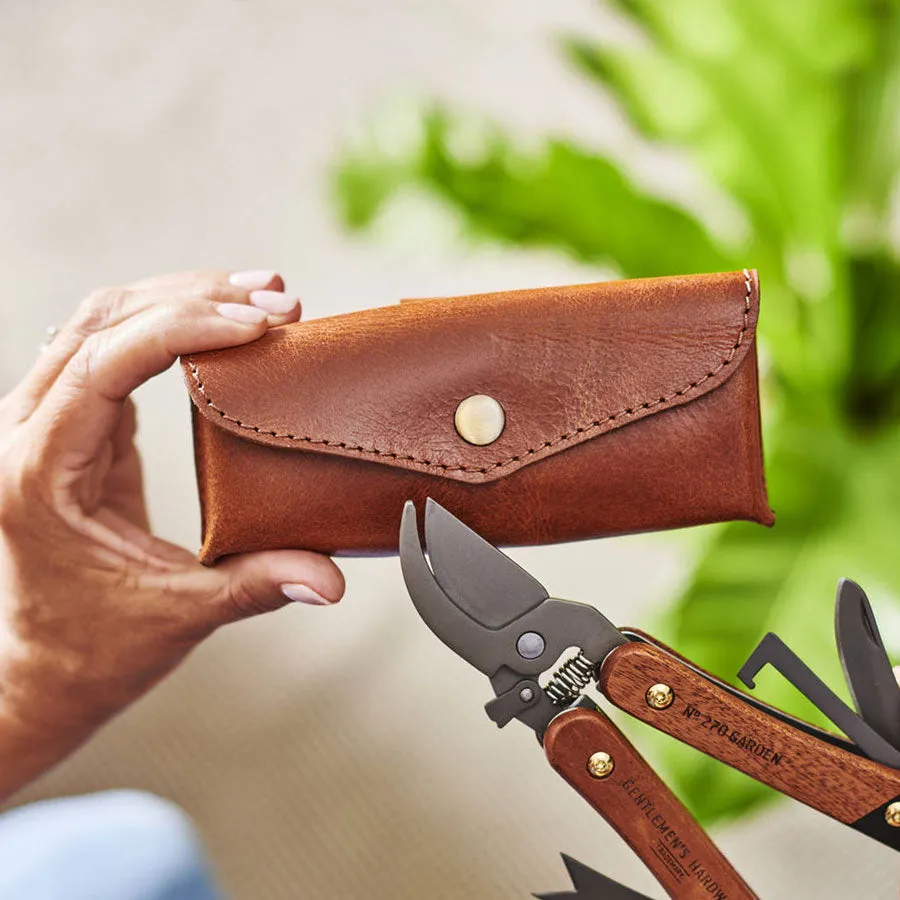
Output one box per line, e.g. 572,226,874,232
183,269,755,477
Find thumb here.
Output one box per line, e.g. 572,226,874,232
198,549,345,623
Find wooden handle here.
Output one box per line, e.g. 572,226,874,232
601,641,900,826
544,706,758,899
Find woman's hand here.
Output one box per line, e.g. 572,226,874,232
0,269,345,798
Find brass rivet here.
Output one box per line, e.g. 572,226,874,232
885,802,900,827
587,751,615,779
454,394,505,446
646,683,675,710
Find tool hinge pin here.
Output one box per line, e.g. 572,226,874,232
646,683,675,710
587,751,615,779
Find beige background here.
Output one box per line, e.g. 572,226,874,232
1,2,897,897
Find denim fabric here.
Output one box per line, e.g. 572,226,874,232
0,791,222,900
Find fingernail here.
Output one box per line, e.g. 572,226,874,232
250,290,300,315
230,269,279,290
281,583,335,606
216,303,268,324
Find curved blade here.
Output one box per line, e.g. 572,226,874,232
836,578,900,750
398,501,497,675
424,498,548,629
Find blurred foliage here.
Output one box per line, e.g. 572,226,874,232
333,1,900,824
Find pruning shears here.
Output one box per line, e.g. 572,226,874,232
398,499,900,899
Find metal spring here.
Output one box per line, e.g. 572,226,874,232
545,652,595,706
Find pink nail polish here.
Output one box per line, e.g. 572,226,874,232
230,270,279,290
216,303,268,324
281,583,334,606
250,290,300,315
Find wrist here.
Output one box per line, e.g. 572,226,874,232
0,627,107,744
0,630,112,800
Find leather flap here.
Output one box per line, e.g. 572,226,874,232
182,270,759,485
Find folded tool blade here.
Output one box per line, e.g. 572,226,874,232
836,578,900,751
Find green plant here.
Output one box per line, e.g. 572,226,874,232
333,1,900,824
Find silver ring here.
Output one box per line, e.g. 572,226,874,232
38,325,60,353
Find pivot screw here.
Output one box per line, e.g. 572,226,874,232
516,632,545,660
886,802,900,828
519,687,535,703
587,751,615,779
646,683,675,710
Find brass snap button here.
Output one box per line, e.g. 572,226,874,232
454,394,505,446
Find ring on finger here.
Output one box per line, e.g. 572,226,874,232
38,325,60,353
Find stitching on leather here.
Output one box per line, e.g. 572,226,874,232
187,269,753,475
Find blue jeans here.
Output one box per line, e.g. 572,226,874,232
0,791,223,900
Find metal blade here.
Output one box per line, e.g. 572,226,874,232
398,501,499,675
836,578,900,749
424,498,549,628
739,633,900,768
400,499,627,735
534,855,652,900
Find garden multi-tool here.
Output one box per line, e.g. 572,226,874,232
398,499,900,899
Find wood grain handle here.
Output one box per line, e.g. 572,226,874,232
544,706,757,899
601,641,900,827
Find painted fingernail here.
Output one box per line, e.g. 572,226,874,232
250,290,300,315
281,583,335,606
229,269,279,290
216,303,268,324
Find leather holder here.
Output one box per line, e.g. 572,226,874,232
182,269,773,562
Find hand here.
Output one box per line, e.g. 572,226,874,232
0,269,345,797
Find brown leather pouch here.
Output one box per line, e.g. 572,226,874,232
182,269,773,563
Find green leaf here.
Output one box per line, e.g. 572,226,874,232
844,254,900,430
563,38,709,142
844,10,900,242
334,156,408,232
563,1,874,387
335,109,733,278
597,0,864,248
